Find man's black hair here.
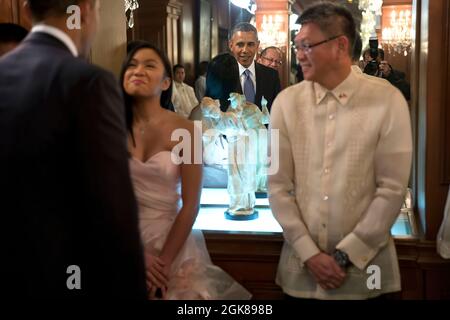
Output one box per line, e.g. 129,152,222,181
229,22,258,41
297,2,357,57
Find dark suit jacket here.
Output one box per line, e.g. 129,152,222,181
0,32,147,298
206,53,281,112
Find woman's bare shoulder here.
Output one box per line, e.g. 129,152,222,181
163,111,195,133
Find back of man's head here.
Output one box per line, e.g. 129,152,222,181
27,0,93,21
229,22,258,40
297,2,356,58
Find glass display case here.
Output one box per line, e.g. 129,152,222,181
193,187,417,238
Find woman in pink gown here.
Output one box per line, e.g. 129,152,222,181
120,41,251,300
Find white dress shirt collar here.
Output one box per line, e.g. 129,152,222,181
238,60,256,77
351,64,363,75
313,69,357,106
31,24,78,57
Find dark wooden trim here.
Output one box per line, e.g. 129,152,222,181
11,0,19,24
203,232,450,299
417,0,450,240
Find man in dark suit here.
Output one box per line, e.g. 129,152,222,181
0,0,147,298
206,22,281,112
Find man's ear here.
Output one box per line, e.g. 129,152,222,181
339,36,349,52
228,40,233,51
162,77,171,91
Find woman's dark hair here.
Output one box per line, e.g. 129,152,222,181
119,41,174,144
205,52,240,112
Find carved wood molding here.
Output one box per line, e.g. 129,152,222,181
167,0,182,18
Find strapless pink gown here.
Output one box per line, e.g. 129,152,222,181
130,151,251,300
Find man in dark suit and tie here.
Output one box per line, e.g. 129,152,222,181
0,0,147,298
206,22,281,112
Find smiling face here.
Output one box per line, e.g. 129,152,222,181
123,48,171,99
294,23,341,85
229,31,260,68
258,48,282,70
174,66,185,83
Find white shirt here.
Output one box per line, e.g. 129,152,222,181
31,24,78,57
351,64,363,74
172,82,199,118
195,75,206,101
238,61,256,94
269,69,412,299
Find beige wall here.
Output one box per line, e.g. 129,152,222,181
90,0,127,77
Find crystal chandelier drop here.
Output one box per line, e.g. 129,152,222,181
124,0,139,29
382,8,413,56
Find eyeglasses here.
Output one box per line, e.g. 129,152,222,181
294,34,343,54
261,56,283,66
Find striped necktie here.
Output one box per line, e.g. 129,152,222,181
243,69,255,103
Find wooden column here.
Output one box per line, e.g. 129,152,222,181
90,0,127,76
254,0,294,89
416,0,450,239
166,0,182,65
0,0,31,29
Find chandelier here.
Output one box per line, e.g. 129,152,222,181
358,0,383,54
230,0,256,14
382,8,413,56
124,0,139,29
258,15,287,48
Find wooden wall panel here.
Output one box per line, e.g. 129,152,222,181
0,0,15,23
199,0,211,63
180,0,196,85
442,0,450,184
17,0,30,29
417,0,450,240
215,0,229,29
127,0,182,67
90,0,127,76
419,0,450,240
0,0,30,29
205,234,450,300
